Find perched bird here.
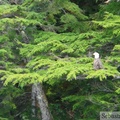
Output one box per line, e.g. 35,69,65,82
93,52,103,70
104,0,111,4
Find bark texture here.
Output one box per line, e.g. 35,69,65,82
31,83,53,120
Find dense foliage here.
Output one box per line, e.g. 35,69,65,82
0,0,120,120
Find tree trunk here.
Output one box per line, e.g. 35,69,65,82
31,83,53,120
31,84,37,119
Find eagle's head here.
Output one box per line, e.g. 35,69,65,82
93,52,99,59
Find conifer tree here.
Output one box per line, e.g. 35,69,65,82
0,0,120,119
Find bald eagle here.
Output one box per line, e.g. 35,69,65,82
93,52,103,70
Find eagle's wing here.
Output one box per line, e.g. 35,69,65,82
93,58,103,70
97,58,103,69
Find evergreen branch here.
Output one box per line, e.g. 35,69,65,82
48,53,61,60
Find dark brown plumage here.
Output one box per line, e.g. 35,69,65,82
93,52,103,70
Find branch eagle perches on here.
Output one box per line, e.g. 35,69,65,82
93,52,103,70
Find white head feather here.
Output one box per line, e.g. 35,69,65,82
93,52,99,59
